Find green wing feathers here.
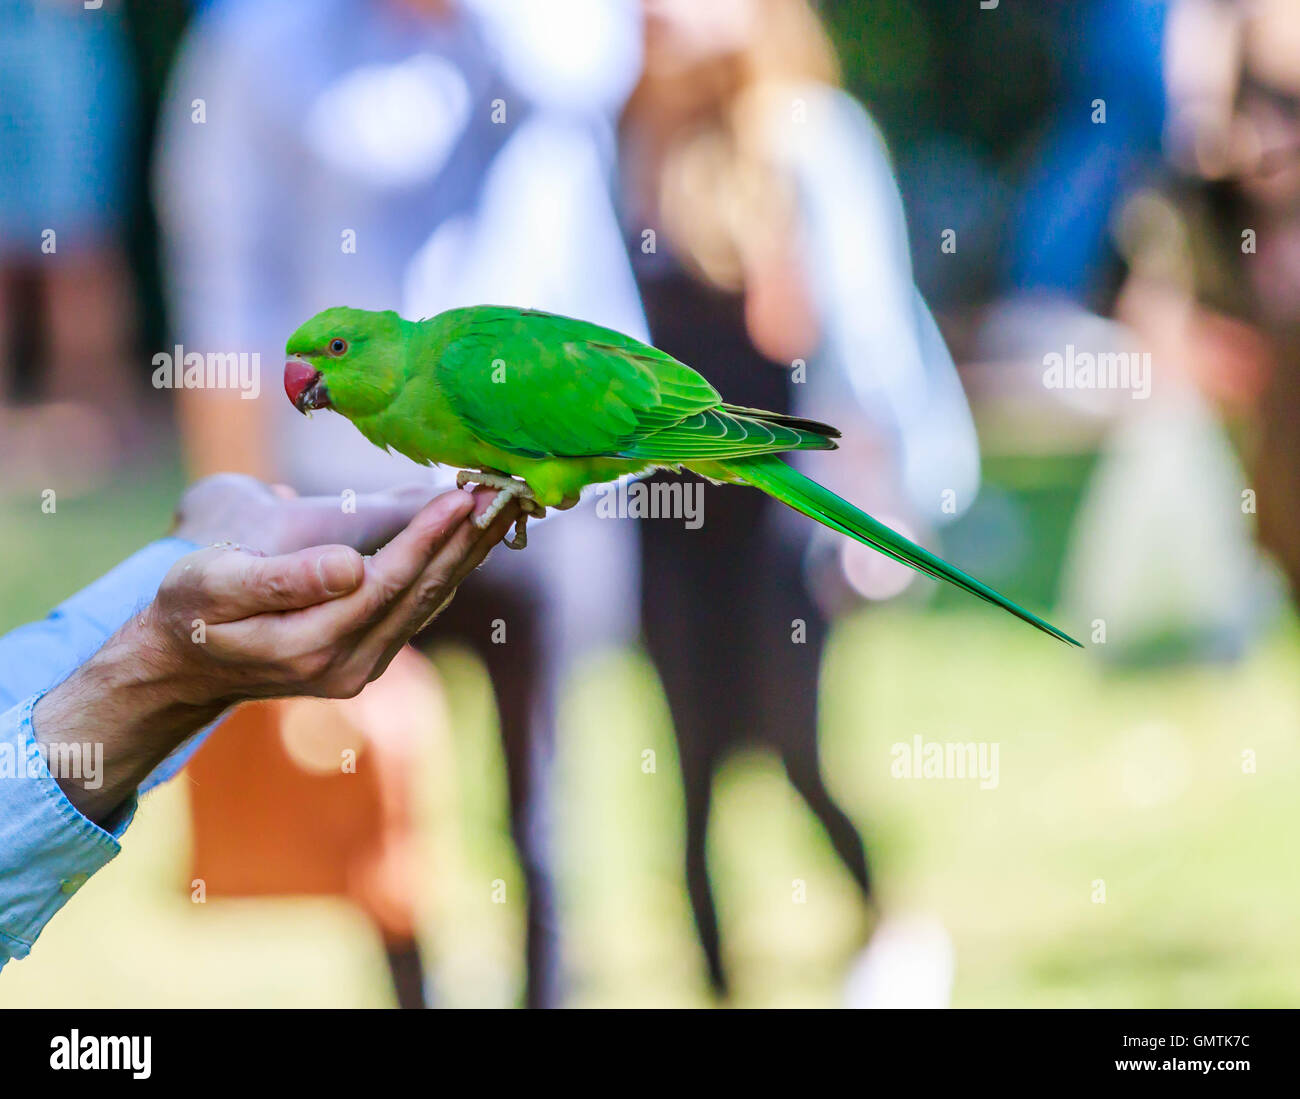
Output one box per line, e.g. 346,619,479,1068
436,308,722,459
437,307,840,463
618,404,838,461
726,455,1082,647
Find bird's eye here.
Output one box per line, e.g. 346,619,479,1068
329,338,348,355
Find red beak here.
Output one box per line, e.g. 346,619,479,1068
284,359,327,413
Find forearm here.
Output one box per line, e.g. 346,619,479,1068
30,615,224,825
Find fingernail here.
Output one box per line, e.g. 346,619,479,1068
436,489,475,519
317,548,361,594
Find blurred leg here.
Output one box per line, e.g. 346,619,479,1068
334,721,428,1009
0,266,12,401
780,744,874,906
640,497,747,999
761,532,876,907
646,587,730,995
679,744,727,997
1256,340,1300,599
419,579,562,1008
346,652,446,1011
490,627,562,1009
383,938,428,1010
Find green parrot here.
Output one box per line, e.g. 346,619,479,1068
284,304,1080,646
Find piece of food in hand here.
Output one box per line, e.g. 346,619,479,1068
284,305,1079,645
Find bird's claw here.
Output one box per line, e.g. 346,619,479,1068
503,513,529,550
457,469,544,549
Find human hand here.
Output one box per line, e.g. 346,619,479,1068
153,486,514,707
34,487,516,822
171,472,439,556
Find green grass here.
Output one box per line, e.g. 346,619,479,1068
2,466,1298,1007
0,458,187,627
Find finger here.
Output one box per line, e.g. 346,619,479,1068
214,489,476,651
184,543,366,621
403,488,516,613
271,484,444,555
348,494,518,675
363,488,478,593
349,484,444,548
170,473,271,540
205,493,514,696
448,490,519,587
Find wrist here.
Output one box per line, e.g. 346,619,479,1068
58,610,226,757
113,604,231,719
32,613,225,824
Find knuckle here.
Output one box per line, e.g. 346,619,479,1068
352,580,396,627
259,638,329,686
289,648,335,685
414,569,455,609
156,565,192,610
374,568,410,607
322,668,367,700
258,559,306,605
171,549,235,612
154,585,193,634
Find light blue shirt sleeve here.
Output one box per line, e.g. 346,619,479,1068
0,537,203,969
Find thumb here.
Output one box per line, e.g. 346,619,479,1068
184,543,366,621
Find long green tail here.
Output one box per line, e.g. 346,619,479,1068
723,454,1081,647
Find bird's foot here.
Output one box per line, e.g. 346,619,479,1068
455,469,545,549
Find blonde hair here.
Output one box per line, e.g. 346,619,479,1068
740,0,840,89
625,0,840,290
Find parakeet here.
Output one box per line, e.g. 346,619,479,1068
284,305,1080,646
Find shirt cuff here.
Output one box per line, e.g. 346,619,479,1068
0,693,137,966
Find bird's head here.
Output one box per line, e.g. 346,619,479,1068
284,306,406,419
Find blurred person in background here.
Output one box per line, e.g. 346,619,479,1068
0,0,143,486
155,0,644,1007
986,0,1278,663
619,0,977,1004
1157,0,1300,607
1005,0,1170,306
852,0,1275,664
